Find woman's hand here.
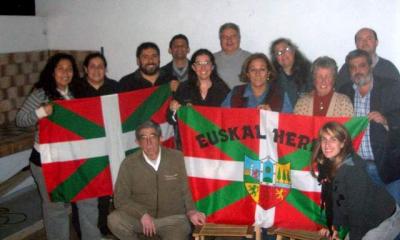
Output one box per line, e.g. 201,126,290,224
43,103,53,116
169,100,181,112
318,228,330,238
257,104,271,111
330,230,340,240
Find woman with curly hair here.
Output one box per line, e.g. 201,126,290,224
16,53,102,240
270,38,312,111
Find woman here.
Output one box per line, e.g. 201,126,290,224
312,122,400,240
169,48,230,148
75,52,119,97
73,52,118,238
294,56,353,117
222,53,291,112
16,53,101,240
270,38,312,111
170,48,230,109
222,53,289,240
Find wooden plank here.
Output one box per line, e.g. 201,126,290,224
193,223,254,238
272,228,323,240
0,170,31,196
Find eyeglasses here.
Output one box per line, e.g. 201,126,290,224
193,61,212,67
274,47,292,57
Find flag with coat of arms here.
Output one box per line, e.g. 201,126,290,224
177,106,368,230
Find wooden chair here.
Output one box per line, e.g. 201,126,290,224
271,228,323,240
192,223,261,240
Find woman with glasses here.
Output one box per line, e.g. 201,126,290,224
293,56,353,117
169,48,230,148
170,48,230,109
221,53,291,112
312,122,400,240
270,38,312,111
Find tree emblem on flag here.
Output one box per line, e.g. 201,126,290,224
244,155,291,210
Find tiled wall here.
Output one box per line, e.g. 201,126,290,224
0,50,93,127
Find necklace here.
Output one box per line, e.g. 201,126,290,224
319,101,324,111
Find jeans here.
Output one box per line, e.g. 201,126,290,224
362,205,400,239
30,162,101,240
365,161,400,240
365,161,400,205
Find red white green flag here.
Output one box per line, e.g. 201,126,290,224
39,84,173,202
177,106,368,230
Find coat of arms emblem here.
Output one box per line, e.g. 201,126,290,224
244,155,291,210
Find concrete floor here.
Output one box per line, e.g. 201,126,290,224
0,185,42,240
0,185,82,240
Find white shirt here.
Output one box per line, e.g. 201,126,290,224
143,148,161,171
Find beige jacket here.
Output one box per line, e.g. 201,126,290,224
294,91,353,117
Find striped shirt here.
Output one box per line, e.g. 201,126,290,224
16,88,73,150
353,82,374,160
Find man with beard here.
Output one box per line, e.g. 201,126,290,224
119,42,176,92
336,28,400,89
338,49,400,205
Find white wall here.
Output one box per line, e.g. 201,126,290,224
0,16,47,53
36,0,399,80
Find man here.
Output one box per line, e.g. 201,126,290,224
337,27,400,89
161,34,190,82
214,22,251,89
108,121,206,240
119,42,178,92
338,49,400,204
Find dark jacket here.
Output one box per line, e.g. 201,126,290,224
174,79,230,107
74,77,119,98
338,76,400,183
332,153,396,240
161,61,189,82
119,69,173,93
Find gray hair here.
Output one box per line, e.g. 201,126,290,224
219,22,241,39
135,120,162,139
311,56,338,80
345,49,372,66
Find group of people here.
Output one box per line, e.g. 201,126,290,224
15,21,400,240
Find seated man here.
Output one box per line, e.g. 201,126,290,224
108,121,205,240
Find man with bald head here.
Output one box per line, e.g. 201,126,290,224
336,27,400,89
